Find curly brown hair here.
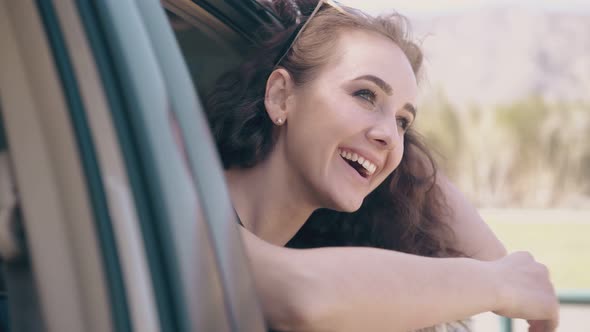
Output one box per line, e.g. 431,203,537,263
205,0,462,258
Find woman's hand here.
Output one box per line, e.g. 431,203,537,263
436,175,559,329
527,319,558,332
491,251,559,331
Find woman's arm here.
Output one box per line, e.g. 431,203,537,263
241,229,558,332
437,174,508,261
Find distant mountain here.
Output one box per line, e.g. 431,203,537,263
410,6,590,107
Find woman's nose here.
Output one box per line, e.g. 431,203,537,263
366,120,399,150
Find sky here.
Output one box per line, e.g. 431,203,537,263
341,0,590,17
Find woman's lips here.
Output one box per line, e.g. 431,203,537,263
339,153,371,183
338,148,378,175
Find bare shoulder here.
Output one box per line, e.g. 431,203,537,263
404,142,507,260
435,174,508,261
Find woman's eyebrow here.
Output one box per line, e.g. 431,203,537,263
404,103,417,118
352,75,393,95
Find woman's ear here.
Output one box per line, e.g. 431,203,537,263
264,68,295,125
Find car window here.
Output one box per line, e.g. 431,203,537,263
1,2,112,331
2,1,269,331
139,1,268,330
0,110,11,332
172,20,243,95
77,0,268,330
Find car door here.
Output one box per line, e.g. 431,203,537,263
0,0,266,331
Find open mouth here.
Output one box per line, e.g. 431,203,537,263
342,157,370,178
338,149,377,179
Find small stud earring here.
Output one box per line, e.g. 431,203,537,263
276,118,284,125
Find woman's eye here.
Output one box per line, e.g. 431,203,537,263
397,117,412,131
353,89,377,105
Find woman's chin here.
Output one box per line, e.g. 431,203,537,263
328,195,364,213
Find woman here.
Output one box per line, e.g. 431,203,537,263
205,0,559,331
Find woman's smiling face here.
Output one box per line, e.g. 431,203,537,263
271,29,418,212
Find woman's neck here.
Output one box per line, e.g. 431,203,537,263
225,151,317,246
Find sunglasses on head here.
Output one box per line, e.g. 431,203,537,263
273,0,348,68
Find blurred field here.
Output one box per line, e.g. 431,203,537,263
480,209,590,289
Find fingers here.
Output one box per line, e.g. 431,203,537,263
528,319,557,332
494,251,559,322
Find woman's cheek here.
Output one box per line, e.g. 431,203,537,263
388,147,404,174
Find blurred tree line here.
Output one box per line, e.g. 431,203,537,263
416,92,590,208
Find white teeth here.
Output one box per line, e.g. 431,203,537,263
338,149,377,176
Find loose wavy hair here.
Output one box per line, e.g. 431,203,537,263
205,0,462,258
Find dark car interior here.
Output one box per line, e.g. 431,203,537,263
0,107,45,332
163,0,281,93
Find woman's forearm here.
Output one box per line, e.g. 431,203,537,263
242,229,498,331
293,246,498,331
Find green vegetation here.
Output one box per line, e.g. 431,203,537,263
481,209,590,289
416,90,590,287
417,93,590,208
